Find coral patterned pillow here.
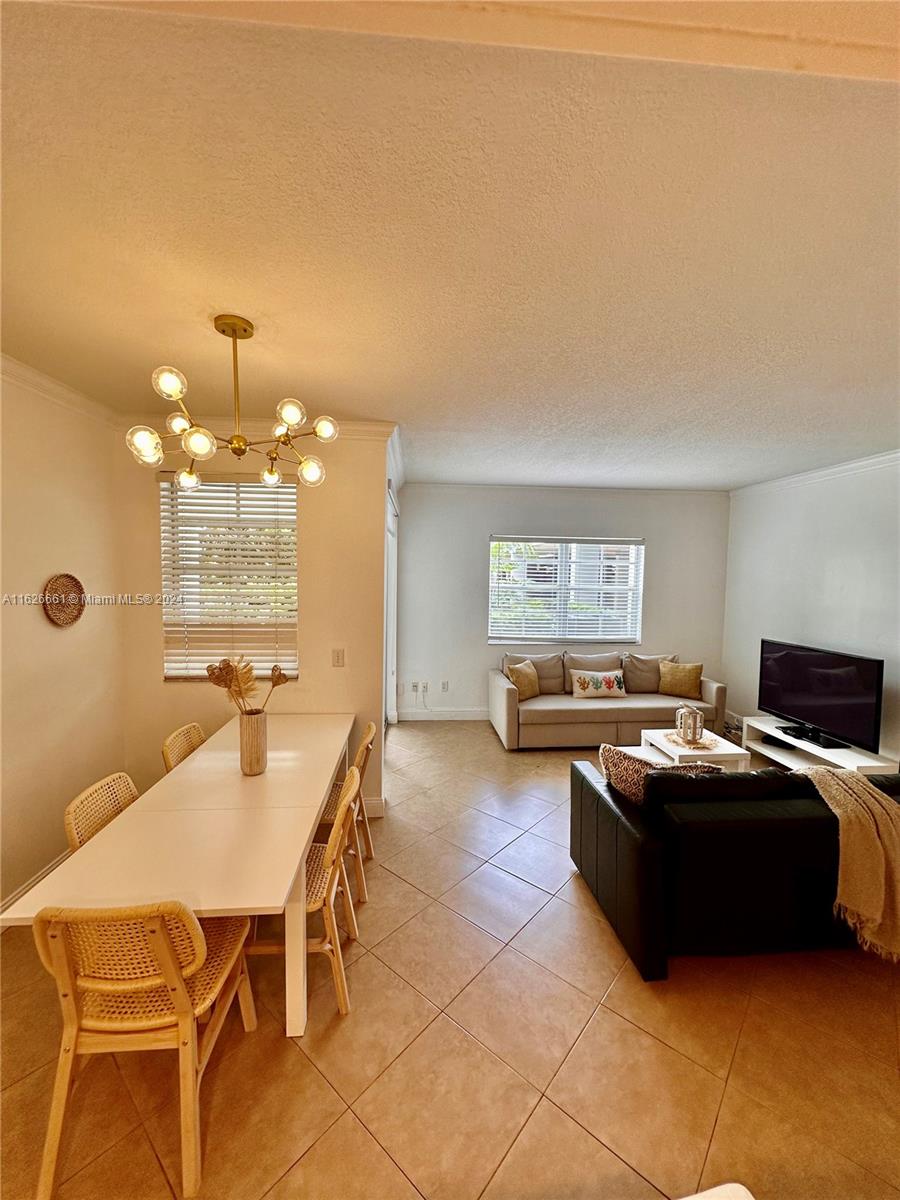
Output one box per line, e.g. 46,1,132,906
600,744,723,804
570,669,626,699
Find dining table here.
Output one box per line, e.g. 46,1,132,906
0,712,355,1037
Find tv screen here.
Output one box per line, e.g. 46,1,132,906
758,639,884,753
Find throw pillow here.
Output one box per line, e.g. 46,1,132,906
507,660,540,700
571,669,626,699
600,744,722,804
659,661,703,700
622,653,678,694
502,652,565,694
563,651,621,692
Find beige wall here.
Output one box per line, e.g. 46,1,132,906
1,361,127,896
1,358,392,902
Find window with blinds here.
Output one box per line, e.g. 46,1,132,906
488,537,644,644
160,479,298,679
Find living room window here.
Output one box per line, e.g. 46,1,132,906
160,478,299,679
488,536,644,643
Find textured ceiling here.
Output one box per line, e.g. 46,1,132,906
2,1,898,489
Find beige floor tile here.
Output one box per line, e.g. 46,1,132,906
672,953,760,994
729,997,900,1189
1,925,47,998
475,789,557,831
700,1085,900,1200
384,742,431,771
554,873,604,917
383,773,421,804
354,1015,539,1200
0,967,61,1088
466,757,541,789
342,864,430,948
603,959,748,1076
441,863,551,942
481,1098,664,1200
528,804,571,847
145,1011,345,1200
439,809,521,858
266,1110,421,1199
422,773,502,808
511,774,571,805
56,1127,174,1200
393,757,461,790
447,947,595,1089
373,902,503,1007
750,951,898,1064
388,792,472,834
817,945,900,989
369,812,428,859
511,897,626,1000
381,834,483,899
246,941,366,1031
297,955,437,1102
1,1055,143,1200
489,832,576,894
548,1006,723,1198
116,1002,252,1120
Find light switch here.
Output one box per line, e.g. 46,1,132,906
332,648,345,667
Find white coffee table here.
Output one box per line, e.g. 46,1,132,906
640,727,751,771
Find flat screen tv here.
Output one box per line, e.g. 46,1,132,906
758,639,884,753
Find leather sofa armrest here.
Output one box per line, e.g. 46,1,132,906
489,669,519,749
700,676,726,734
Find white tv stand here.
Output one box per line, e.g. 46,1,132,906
742,714,899,775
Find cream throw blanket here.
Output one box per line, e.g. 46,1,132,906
799,767,900,963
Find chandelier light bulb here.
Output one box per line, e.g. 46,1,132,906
166,411,191,435
313,415,339,443
272,421,288,438
176,467,201,491
181,426,217,461
298,455,325,487
126,425,159,456
260,464,282,487
152,366,188,402
276,398,306,429
135,445,165,468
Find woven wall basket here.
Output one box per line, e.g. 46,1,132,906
42,574,86,627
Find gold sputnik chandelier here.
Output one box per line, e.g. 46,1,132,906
125,314,338,490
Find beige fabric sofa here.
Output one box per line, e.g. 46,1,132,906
489,652,726,750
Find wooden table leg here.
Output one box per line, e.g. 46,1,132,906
284,863,307,1037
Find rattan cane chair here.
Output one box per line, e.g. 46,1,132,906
63,773,138,851
32,901,256,1200
162,722,207,773
318,722,377,902
307,767,361,1014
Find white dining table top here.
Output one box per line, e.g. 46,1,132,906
1,712,355,925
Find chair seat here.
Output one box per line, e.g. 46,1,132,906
305,842,331,912
79,916,250,1032
320,778,344,823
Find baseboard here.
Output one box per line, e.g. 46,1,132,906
396,707,490,722
364,797,386,818
2,848,70,914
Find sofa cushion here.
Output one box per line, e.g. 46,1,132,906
563,651,621,692
517,692,715,725
502,652,565,694
570,668,626,699
507,660,540,700
622,653,678,693
659,660,703,700
600,744,722,804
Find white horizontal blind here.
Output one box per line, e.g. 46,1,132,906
488,537,644,643
160,480,298,679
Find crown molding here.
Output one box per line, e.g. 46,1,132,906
387,427,406,491
730,449,900,498
0,356,119,429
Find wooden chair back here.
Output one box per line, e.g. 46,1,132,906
162,722,206,772
352,721,377,786
323,767,360,872
64,773,138,850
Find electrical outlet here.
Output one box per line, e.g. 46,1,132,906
441,680,449,692
411,681,419,693
421,681,428,694
332,648,345,668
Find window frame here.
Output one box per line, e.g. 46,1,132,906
487,535,645,646
159,473,299,681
